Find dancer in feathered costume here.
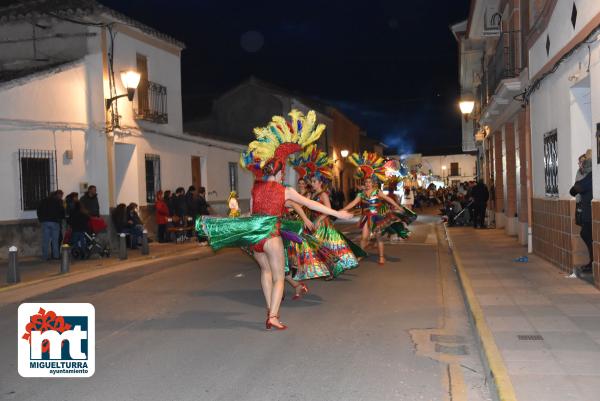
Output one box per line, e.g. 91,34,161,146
293,145,365,279
343,151,415,265
199,110,353,330
283,172,338,284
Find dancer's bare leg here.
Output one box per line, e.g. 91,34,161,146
254,251,272,311
360,224,370,254
377,236,385,263
264,237,285,325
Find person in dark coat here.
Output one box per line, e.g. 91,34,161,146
172,187,187,224
197,187,211,216
471,180,490,229
37,190,65,260
185,186,198,218
69,201,90,251
80,185,100,217
570,158,593,273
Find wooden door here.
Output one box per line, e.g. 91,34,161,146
191,156,201,189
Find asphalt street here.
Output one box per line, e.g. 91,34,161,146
0,216,491,401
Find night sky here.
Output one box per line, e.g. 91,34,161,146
101,0,471,155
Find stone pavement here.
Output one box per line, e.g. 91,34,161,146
447,226,600,401
0,240,209,289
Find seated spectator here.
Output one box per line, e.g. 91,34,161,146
111,203,142,249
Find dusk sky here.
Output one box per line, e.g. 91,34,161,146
102,0,471,155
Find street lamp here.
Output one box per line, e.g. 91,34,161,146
338,149,350,201
340,149,349,158
459,98,475,121
105,69,141,110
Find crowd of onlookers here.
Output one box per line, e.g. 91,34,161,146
36,184,213,261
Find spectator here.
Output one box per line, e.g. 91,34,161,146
570,154,593,274
197,186,211,216
401,186,414,210
185,186,198,218
471,180,490,229
65,192,79,223
111,203,142,249
163,190,174,216
36,190,65,260
172,187,187,223
69,201,90,251
80,185,100,217
155,191,169,243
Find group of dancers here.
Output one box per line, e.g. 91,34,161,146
199,110,417,331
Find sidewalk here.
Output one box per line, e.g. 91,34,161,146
0,241,209,290
447,226,600,401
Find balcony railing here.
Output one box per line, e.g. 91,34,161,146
135,80,168,124
480,31,521,109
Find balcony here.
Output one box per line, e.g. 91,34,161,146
478,31,524,124
135,81,168,124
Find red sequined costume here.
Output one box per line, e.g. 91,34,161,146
250,180,286,252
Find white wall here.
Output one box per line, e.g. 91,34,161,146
529,22,600,198
421,154,477,182
529,1,600,78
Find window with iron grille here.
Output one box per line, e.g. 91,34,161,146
18,149,58,211
145,154,161,203
228,162,238,192
450,162,459,176
543,130,558,196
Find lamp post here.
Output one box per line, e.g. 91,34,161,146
338,149,349,203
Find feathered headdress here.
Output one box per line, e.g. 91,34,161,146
290,145,333,182
348,151,387,182
240,109,325,179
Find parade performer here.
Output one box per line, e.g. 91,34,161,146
343,151,415,265
200,110,353,330
227,191,240,217
294,145,364,279
285,162,340,282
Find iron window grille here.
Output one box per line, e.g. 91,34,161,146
543,130,558,196
18,149,58,211
136,81,168,124
228,162,238,192
596,123,600,164
145,154,161,203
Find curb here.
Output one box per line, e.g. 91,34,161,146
443,223,518,401
0,246,211,296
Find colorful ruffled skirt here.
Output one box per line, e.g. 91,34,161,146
361,206,418,239
313,218,364,277
287,231,339,280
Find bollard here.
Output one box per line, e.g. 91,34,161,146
119,233,128,260
7,246,19,284
60,244,70,274
141,229,149,255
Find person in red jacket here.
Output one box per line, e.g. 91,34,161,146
155,191,170,243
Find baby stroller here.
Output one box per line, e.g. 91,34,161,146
447,200,473,226
70,217,111,260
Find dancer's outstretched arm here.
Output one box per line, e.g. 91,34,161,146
285,187,353,220
285,200,315,231
341,196,361,211
379,192,402,210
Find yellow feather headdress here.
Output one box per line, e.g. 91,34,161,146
348,151,387,182
240,109,325,178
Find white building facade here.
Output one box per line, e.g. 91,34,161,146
0,2,251,257
527,0,600,283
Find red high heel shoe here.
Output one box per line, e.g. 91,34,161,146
292,282,308,300
266,315,287,331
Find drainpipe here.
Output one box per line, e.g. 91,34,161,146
525,107,533,253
